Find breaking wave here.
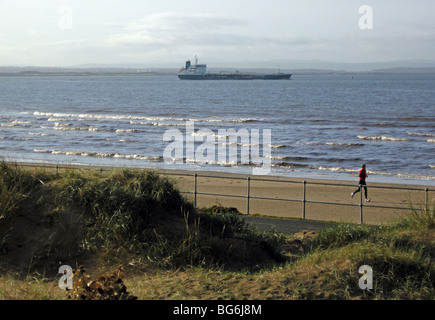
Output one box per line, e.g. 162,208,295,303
357,135,408,142
40,125,108,132
408,132,435,138
115,129,139,133
28,132,55,137
294,141,364,148
269,144,287,149
33,149,163,162
33,111,261,125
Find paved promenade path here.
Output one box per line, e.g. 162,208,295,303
243,216,338,235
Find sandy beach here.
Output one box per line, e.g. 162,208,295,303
10,162,434,226
162,169,433,225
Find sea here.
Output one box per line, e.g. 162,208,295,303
0,74,434,186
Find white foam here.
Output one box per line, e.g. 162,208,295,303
40,125,107,132
41,126,86,131
269,144,287,149
357,135,408,142
324,142,362,147
12,120,31,124
28,132,55,136
53,122,72,127
191,131,232,140
33,148,163,161
88,127,105,132
115,129,139,133
33,111,261,125
129,120,185,127
317,166,358,174
315,165,434,180
34,111,187,122
268,155,288,160
408,132,435,137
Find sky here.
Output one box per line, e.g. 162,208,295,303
1,0,435,68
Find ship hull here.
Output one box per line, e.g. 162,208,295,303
178,73,291,80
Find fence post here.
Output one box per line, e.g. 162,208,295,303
302,180,306,219
425,188,429,211
194,173,197,209
360,184,363,224
246,177,251,215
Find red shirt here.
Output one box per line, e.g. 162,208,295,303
359,169,367,182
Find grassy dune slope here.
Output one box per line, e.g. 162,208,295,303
0,162,434,300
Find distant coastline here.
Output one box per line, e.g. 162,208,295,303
2,66,435,77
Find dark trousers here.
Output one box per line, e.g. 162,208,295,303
353,181,368,198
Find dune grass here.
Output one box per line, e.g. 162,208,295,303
0,162,434,300
0,162,284,272
301,206,435,299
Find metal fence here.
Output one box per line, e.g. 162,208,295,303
10,162,434,225
160,171,434,225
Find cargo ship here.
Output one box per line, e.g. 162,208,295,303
178,57,291,80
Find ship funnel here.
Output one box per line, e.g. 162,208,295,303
185,60,191,69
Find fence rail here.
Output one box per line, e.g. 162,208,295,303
165,173,433,224
10,162,435,225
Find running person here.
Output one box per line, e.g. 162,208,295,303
351,164,370,202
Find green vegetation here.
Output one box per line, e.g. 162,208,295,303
303,214,435,299
0,162,434,300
